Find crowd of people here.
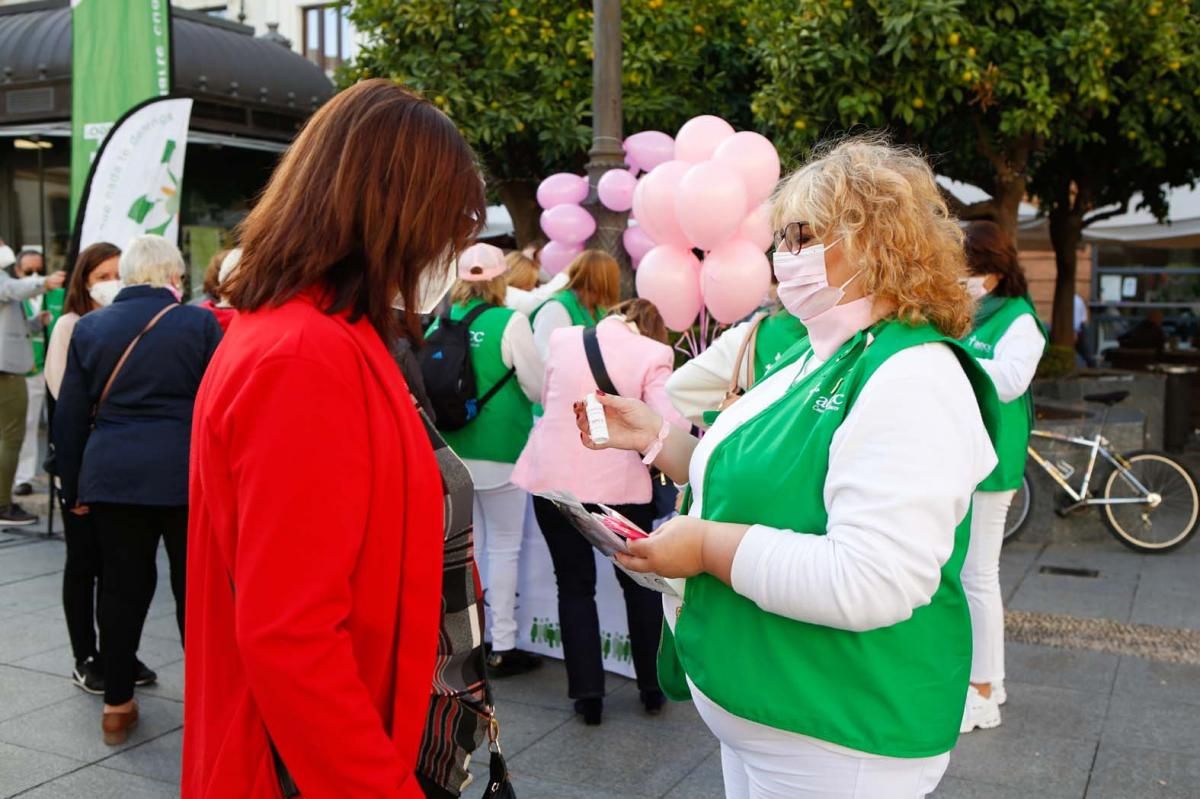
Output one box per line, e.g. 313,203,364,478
14,79,1050,798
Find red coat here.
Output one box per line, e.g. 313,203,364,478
182,288,444,798
197,298,238,333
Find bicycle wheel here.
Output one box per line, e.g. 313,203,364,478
1102,450,1200,553
1003,473,1033,544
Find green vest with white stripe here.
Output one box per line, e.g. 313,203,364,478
659,320,1001,758
438,300,533,464
532,289,602,328
962,295,1046,491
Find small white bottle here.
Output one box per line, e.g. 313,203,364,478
585,392,609,446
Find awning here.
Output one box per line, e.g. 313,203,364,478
1082,186,1200,248
0,121,287,153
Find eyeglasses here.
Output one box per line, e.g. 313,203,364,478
772,221,813,255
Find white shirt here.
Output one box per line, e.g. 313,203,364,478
976,313,1044,403
505,271,570,319
666,315,762,427
463,311,544,491
44,311,79,400
1074,294,1088,334
670,340,996,633
531,300,572,363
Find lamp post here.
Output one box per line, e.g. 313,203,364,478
584,0,631,290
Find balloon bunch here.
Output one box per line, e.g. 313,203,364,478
535,115,780,345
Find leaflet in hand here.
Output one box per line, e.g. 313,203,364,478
533,490,681,597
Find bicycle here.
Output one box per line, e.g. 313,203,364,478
1003,390,1200,553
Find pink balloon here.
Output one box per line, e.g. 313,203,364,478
636,245,703,331
537,173,588,209
540,204,596,245
631,160,692,249
540,240,583,276
598,168,638,212
676,161,748,251
701,239,773,324
624,131,675,174
623,224,656,267
675,115,735,163
736,203,774,252
713,131,782,206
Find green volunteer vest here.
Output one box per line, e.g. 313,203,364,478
438,300,534,464
660,319,1001,758
752,309,807,382
532,289,602,328
22,288,62,375
962,295,1046,491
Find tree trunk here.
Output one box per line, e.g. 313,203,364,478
496,179,542,248
1048,204,1085,348
990,174,1026,248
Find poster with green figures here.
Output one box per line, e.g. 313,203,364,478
69,0,172,224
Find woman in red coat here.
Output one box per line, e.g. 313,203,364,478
183,79,486,798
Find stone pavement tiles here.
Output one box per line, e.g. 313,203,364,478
1,525,1199,797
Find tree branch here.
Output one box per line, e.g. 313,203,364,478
1083,200,1130,227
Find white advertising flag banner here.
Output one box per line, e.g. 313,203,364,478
78,97,193,251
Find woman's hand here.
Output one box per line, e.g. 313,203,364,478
615,516,751,583
573,391,662,454
614,515,707,578
70,504,89,516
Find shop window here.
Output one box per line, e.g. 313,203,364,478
302,3,353,75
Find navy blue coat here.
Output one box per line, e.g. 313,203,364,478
54,285,223,508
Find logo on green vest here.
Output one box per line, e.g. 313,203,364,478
469,330,485,346
127,138,181,236
813,393,845,413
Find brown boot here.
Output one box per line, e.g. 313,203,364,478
101,703,139,746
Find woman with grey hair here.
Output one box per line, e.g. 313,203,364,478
53,234,222,745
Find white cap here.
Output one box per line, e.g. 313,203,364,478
218,248,242,286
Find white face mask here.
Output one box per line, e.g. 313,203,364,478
89,280,124,308
963,276,990,300
392,255,457,315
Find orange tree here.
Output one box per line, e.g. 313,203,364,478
747,0,1200,343
347,1,758,246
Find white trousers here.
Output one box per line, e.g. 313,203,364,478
15,376,43,486
962,489,1014,684
693,690,949,798
472,481,529,652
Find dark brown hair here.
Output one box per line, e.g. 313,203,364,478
964,220,1028,298
565,249,621,317
202,249,229,299
65,242,121,316
610,298,669,345
227,79,486,338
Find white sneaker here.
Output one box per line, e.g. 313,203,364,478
960,685,1002,733
993,681,1007,706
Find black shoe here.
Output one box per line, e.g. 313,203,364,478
641,689,666,716
486,648,543,678
0,503,37,526
13,483,32,497
135,660,157,687
574,697,603,726
72,657,104,695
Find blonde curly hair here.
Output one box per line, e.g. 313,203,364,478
772,135,972,338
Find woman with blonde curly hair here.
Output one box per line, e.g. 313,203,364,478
577,136,999,796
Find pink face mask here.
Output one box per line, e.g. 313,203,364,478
773,242,878,359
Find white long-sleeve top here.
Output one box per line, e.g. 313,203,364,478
666,316,760,427
531,300,572,362
672,341,996,633
505,271,570,319
976,313,1043,403
463,310,544,491
45,311,80,399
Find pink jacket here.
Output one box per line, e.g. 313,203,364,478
513,317,687,505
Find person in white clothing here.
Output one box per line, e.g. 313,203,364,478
13,249,50,495
958,220,1046,732
529,249,620,361
574,138,998,798
432,243,546,677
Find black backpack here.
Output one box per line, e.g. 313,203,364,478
419,304,515,432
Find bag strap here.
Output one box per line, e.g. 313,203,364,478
457,302,492,328
582,326,619,396
96,304,177,412
726,313,766,396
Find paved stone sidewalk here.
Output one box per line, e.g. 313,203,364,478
1,519,1198,798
